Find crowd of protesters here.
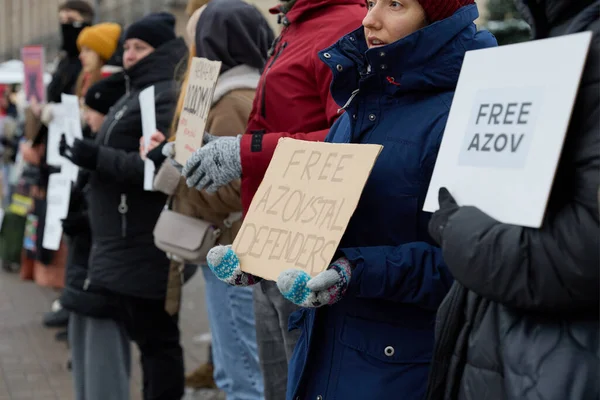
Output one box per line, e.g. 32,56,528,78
0,0,597,399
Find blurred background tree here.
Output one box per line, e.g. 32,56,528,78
483,0,531,45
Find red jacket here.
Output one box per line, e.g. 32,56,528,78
240,0,366,213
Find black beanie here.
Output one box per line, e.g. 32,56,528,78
84,73,126,115
125,12,176,49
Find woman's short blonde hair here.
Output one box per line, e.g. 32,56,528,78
186,0,211,16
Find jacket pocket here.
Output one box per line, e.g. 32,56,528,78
334,315,433,399
288,308,308,332
340,315,434,363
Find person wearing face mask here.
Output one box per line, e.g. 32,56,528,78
47,1,95,105
25,0,95,333
208,1,496,399
425,2,600,399
59,12,188,400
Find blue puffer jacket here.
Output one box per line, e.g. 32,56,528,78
286,5,497,400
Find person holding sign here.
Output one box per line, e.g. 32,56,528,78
183,1,367,398
424,1,600,399
207,1,496,399
148,2,274,398
59,13,188,400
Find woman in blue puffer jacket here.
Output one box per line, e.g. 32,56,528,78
206,1,497,399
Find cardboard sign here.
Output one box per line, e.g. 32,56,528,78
174,57,221,165
43,173,71,251
424,32,593,228
139,85,156,191
21,46,45,104
233,138,382,281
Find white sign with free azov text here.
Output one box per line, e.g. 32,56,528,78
424,32,592,228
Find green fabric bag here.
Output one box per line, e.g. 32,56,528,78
0,212,27,264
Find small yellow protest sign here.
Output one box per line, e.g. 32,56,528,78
174,57,222,165
233,138,382,281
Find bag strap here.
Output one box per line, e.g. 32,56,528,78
166,195,175,210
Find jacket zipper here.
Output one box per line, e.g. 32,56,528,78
124,74,131,95
118,194,128,238
337,89,360,114
260,41,288,119
423,283,464,400
103,104,128,146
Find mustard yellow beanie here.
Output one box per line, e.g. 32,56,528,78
77,23,122,62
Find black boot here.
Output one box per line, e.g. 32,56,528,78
43,307,70,328
55,329,69,342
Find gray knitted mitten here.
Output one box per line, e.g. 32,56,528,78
182,135,241,193
207,245,262,287
277,258,353,308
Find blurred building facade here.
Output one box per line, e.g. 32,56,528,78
0,0,490,66
0,0,277,64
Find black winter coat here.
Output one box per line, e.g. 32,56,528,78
425,2,600,400
47,54,82,104
60,171,121,318
86,38,188,299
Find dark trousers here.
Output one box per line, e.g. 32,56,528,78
120,295,185,400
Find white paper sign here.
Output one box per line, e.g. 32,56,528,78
47,104,66,167
424,32,592,228
61,94,83,182
43,173,71,250
61,94,83,141
139,85,156,191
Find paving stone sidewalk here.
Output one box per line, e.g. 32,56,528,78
0,269,222,400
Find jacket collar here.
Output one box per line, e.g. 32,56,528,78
320,5,496,107
124,37,188,90
270,0,366,25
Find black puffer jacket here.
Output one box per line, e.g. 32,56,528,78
425,2,600,400
86,38,187,299
60,171,121,317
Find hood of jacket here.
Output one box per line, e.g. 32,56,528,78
125,37,188,90
270,0,366,25
321,4,496,107
195,0,274,74
515,0,598,38
212,64,261,104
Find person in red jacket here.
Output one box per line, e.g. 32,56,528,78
180,0,366,398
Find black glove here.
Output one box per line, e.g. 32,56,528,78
60,133,99,170
46,165,62,175
428,187,460,246
59,133,69,157
61,211,90,237
146,141,167,169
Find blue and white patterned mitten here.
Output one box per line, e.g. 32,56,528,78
206,245,262,286
276,258,353,308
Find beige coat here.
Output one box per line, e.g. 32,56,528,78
171,65,261,245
